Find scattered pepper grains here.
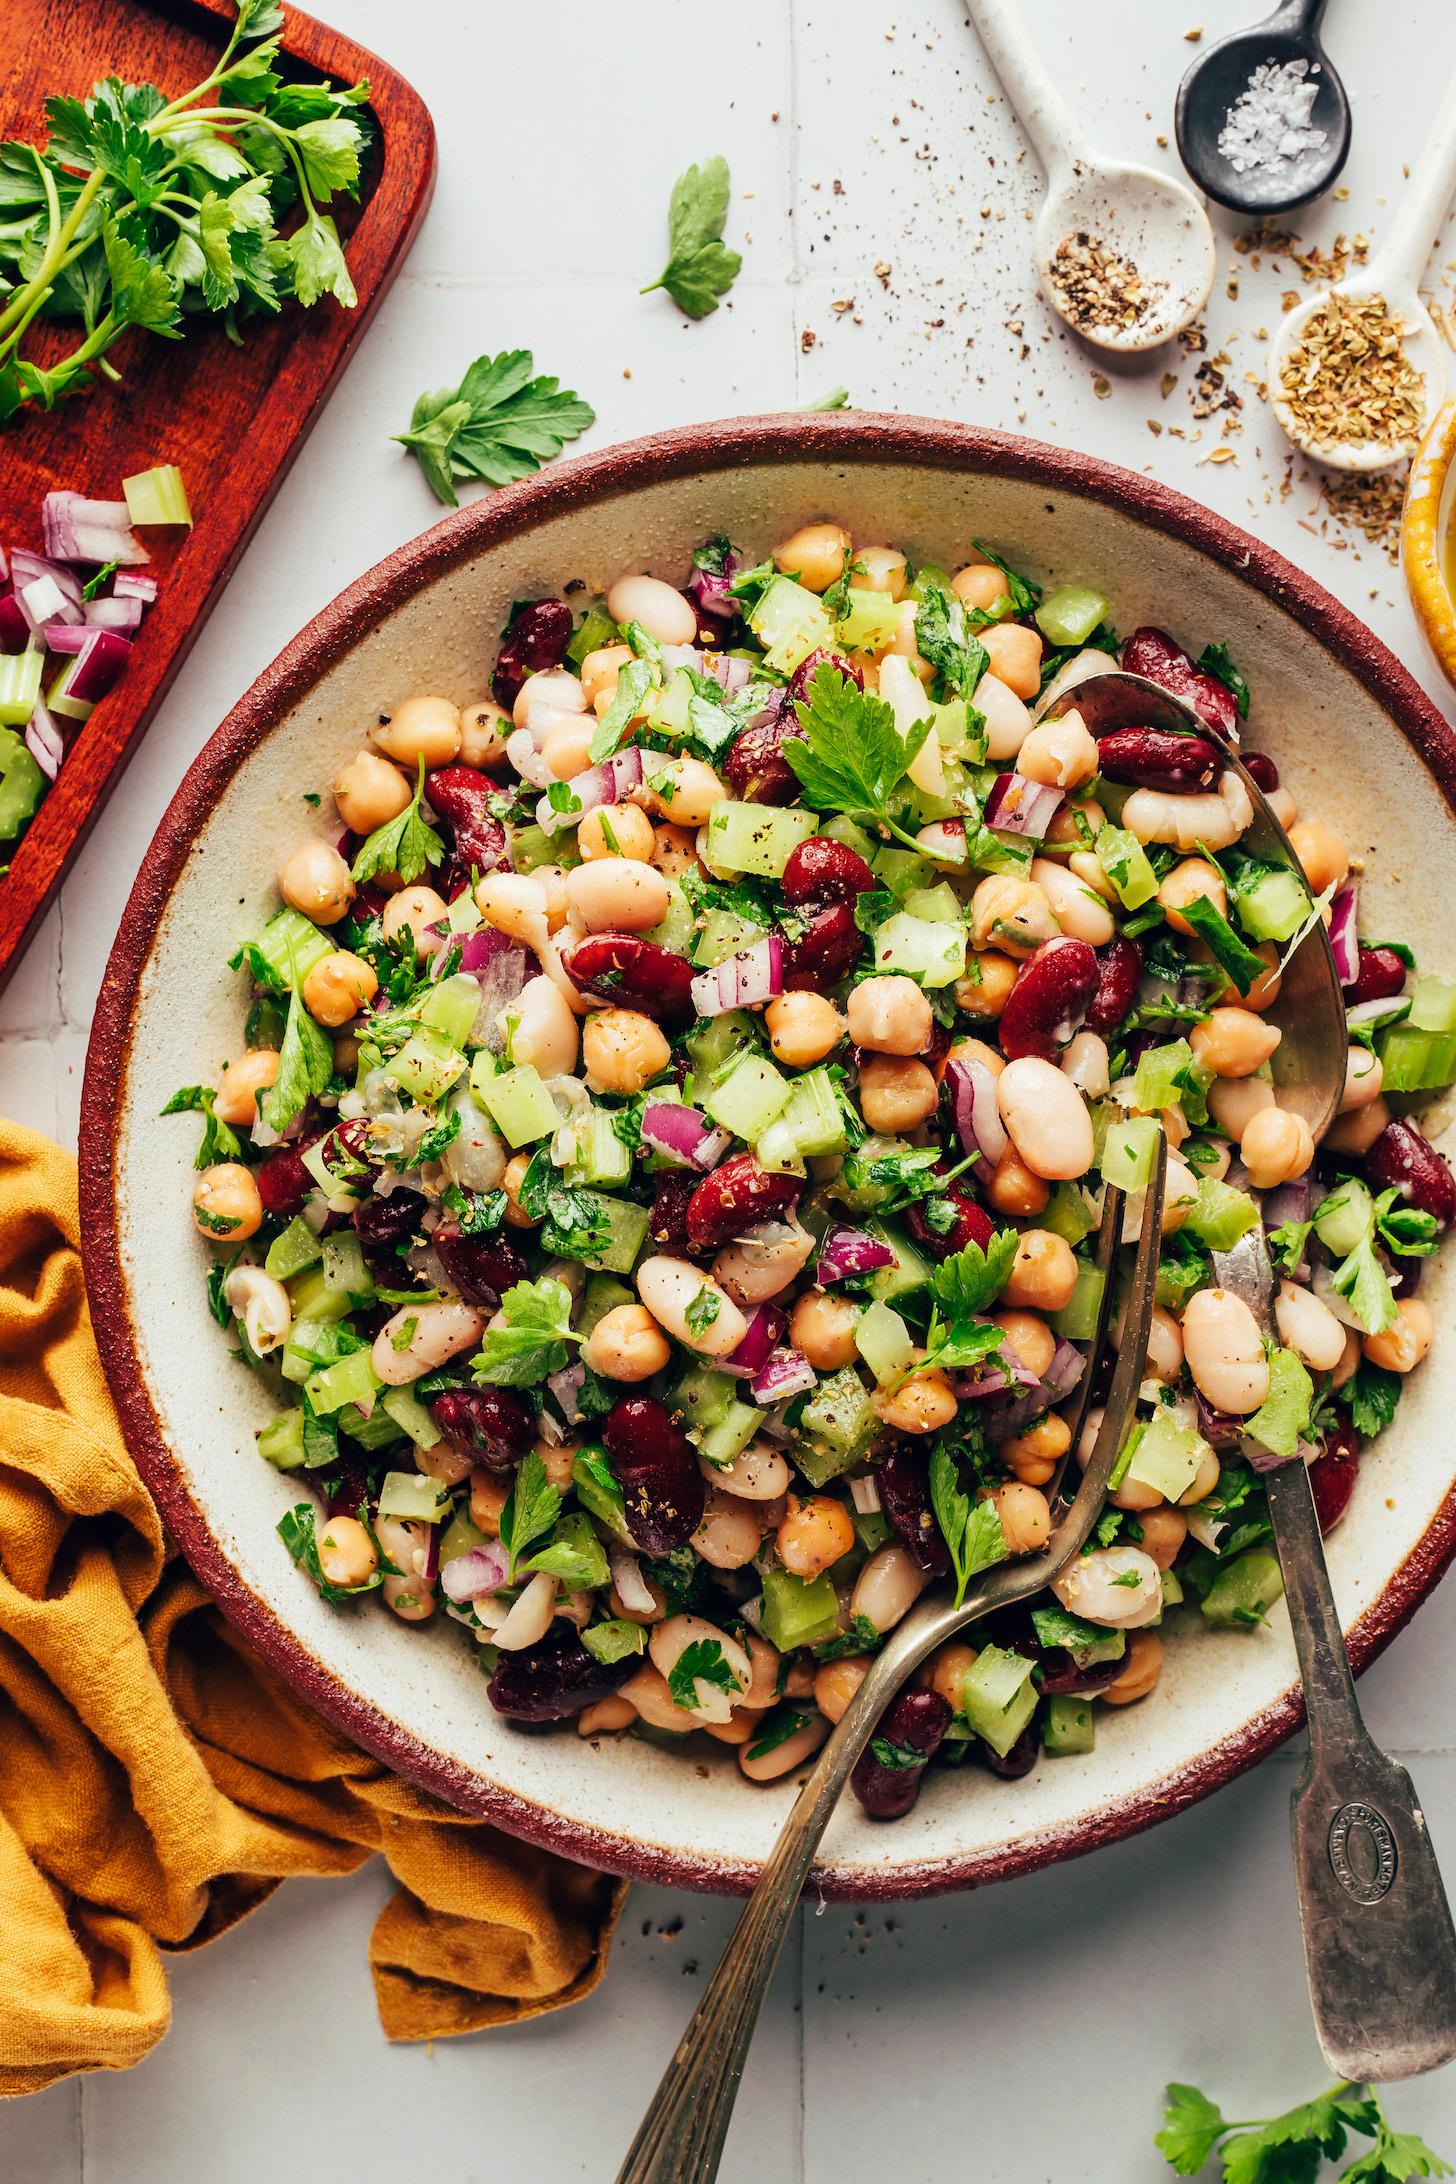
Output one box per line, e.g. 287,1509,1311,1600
1276,291,1426,451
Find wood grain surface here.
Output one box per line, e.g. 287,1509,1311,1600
0,0,434,991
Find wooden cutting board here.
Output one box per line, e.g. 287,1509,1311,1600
0,0,434,994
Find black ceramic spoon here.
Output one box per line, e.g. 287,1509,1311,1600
1176,0,1351,216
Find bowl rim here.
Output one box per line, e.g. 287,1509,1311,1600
80,409,1456,1899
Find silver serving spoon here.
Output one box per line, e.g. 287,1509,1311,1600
1176,0,1351,217
964,0,1216,351
1055,670,1456,2079
614,1142,1168,2183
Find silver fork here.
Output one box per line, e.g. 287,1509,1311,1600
615,1132,1168,2184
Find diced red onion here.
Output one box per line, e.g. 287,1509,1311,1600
83,594,145,632
849,1474,882,1515
0,594,29,652
984,772,1064,837
19,575,76,636
723,1304,786,1378
112,571,159,603
42,622,90,654
956,1346,1040,1400
546,1360,587,1423
1243,1433,1304,1475
814,1223,895,1284
1185,1506,1226,1552
687,548,747,622
703,651,753,694
1312,1261,1364,1330
459,932,529,1044
748,1346,816,1406
25,700,63,783
640,1101,732,1170
1263,1178,1312,1233
1043,1338,1085,1396
987,1383,1057,1440
11,547,85,612
608,1541,657,1616
945,1055,1008,1170
62,628,131,705
440,1541,511,1602
690,935,783,1018
536,746,645,836
418,1524,441,1583
1346,996,1407,1033
1328,883,1360,987
1195,1390,1242,1448
41,492,149,567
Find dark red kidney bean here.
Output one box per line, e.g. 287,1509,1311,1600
1390,1254,1423,1301
429,1387,535,1472
978,1717,1040,1779
781,902,861,992
1308,1421,1362,1534
850,1688,952,1820
1352,946,1408,1006
1366,1118,1456,1228
1242,751,1279,793
320,1117,372,1182
254,1128,328,1218
724,703,805,806
876,1443,950,1575
604,1396,706,1553
649,1170,701,1255
686,1153,801,1250
787,647,864,702
433,1223,531,1307
781,834,877,908
564,934,698,1024
353,1188,427,1255
905,1183,993,1263
323,1455,375,1520
491,598,573,708
1120,626,1240,740
488,1624,637,1720
998,936,1100,1062
1095,727,1221,793
1036,1647,1125,1698
1085,936,1144,1036
425,764,510,874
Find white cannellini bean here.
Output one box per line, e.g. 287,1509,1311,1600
512,668,588,735
1181,1287,1270,1415
851,1544,929,1633
1122,771,1252,852
997,1056,1095,1180
977,672,1033,762
564,857,669,934
501,974,579,1076
635,1256,746,1358
699,1437,791,1500
372,1301,485,1385
1052,1546,1163,1628
1060,1031,1110,1099
493,1571,560,1650
1029,857,1115,946
606,574,698,647
1275,1279,1349,1373
222,1266,292,1355
739,1712,830,1782
711,1216,816,1304
648,1613,753,1724
691,1490,763,1571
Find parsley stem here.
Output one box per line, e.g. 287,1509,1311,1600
0,166,103,344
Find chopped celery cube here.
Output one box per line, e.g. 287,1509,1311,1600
299,1137,363,1211
579,1274,634,1338
1181,1177,1259,1250
0,649,44,727
476,1061,559,1146
866,1225,934,1305
855,1300,913,1385
257,1411,307,1471
419,971,482,1048
1378,999,1456,1092
748,574,834,673
305,1347,382,1417
246,907,332,992
265,1215,323,1282
695,907,769,967
385,1026,468,1107
0,723,45,835
1201,1550,1284,1630
285,1266,350,1325
852,1509,892,1553
644,880,695,956
818,814,877,861
1094,825,1159,911
1312,1176,1373,1256
1030,1605,1125,1668
871,846,933,893
675,1363,738,1436
507,822,563,872
572,1449,628,1538
1042,1182,1097,1247
778,1067,847,1157
1410,975,1456,1033
686,1010,758,1083
336,1401,404,1450
322,1231,373,1301
1125,1410,1209,1501
1132,1039,1194,1117
447,889,483,934
904,881,962,923
869,911,965,987
1050,1261,1104,1342
380,1385,442,1449
280,1317,332,1383
1160,1564,1185,1609
706,799,819,879
796,1367,877,1485
438,1508,487,1565
1035,585,1108,647
376,1470,451,1524
123,462,191,525
760,1568,839,1652
699,1401,764,1466
834,587,900,652
571,1192,649,1275
1042,1694,1096,1756
567,1106,632,1187
705,1052,792,1140
755,1118,808,1175
1232,865,1309,944
1100,1115,1159,1189
960,1644,1038,1757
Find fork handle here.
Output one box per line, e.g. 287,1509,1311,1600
1265,1459,1456,2080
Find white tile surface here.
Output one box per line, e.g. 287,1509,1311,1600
5,0,1456,2174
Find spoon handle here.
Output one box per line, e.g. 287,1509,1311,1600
962,0,1086,178
1266,0,1330,35
1265,1458,1456,2081
1374,67,1456,298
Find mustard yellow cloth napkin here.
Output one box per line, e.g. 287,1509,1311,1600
0,1122,625,2096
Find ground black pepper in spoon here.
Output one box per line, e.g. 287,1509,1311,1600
1176,0,1351,217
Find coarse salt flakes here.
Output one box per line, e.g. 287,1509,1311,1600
1218,59,1328,178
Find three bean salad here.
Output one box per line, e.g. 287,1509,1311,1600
171,524,1456,1818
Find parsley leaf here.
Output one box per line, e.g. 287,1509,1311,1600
685,1285,722,1341
581,1618,646,1666
928,1445,1008,1607
1156,2083,1230,2176
516,1150,613,1261
641,155,742,318
785,664,930,848
589,657,656,764
395,348,595,507
1268,1217,1312,1278
499,1449,562,1580
745,1708,812,1762
526,1509,608,1591
263,983,333,1134
472,1276,581,1387
160,1083,242,1168
1153,2079,1448,2184
1374,1187,1440,1258
667,1637,738,1711
812,1614,881,1662
351,759,445,887
1195,640,1252,720
969,541,1040,618
1337,1362,1401,1442
913,570,989,699
279,1503,382,1604
927,1230,1020,1322
1177,893,1271,996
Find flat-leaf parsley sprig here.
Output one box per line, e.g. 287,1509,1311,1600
395,348,595,508
785,664,933,854
1157,2077,1451,2183
641,156,742,319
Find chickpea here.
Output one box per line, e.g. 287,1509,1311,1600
987,1148,1052,1216
693,1489,765,1571
1363,1297,1434,1375
643,757,725,828
852,544,908,599
851,1544,930,1633
583,1303,671,1382
578,802,655,862
734,1635,783,1713
981,621,1043,700
739,1712,831,1782
1003,1229,1080,1313
776,1493,856,1580
970,874,1059,957
302,949,378,1029
1138,1507,1188,1571
541,716,596,782
417,1439,473,1486
1158,857,1227,937
1180,1448,1221,1508
1241,1105,1315,1190
470,1471,510,1536
635,1256,747,1359
998,1055,1095,1181
1190,1007,1282,1079
1237,942,1283,1013
651,821,700,880
316,1514,378,1590
578,1694,637,1736
565,857,669,935
773,522,852,593
858,1054,938,1133
955,951,1019,1019
374,693,461,770
978,673,1033,763
606,573,698,646
993,1309,1057,1380
920,1639,979,1714
790,1288,861,1372
703,1710,756,1747
951,560,1012,613
1325,1095,1391,1157
1016,710,1099,791
1340,1046,1384,1113
458,699,512,771
582,1007,670,1094
873,1360,958,1434
1208,1074,1274,1138
766,990,844,1069
381,884,449,958
1182,1287,1270,1414
580,643,633,710
193,1163,263,1243
1275,1279,1347,1374
990,1480,1050,1555
1104,1630,1163,1706
1288,819,1349,897
501,1152,539,1230
332,750,412,836
814,1655,872,1724
846,974,933,1056
1049,797,1106,850
1004,1412,1071,1486
278,837,355,926
214,1048,280,1127
1029,857,1115,947
504,974,579,1077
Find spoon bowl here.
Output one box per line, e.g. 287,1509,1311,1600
1268,285,1450,474
1176,14,1350,216
1033,160,1217,354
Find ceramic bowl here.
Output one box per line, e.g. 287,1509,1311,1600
82,413,1456,1899
1404,395,1456,698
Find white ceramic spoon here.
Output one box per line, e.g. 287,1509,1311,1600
964,0,1216,351
1268,68,1456,473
